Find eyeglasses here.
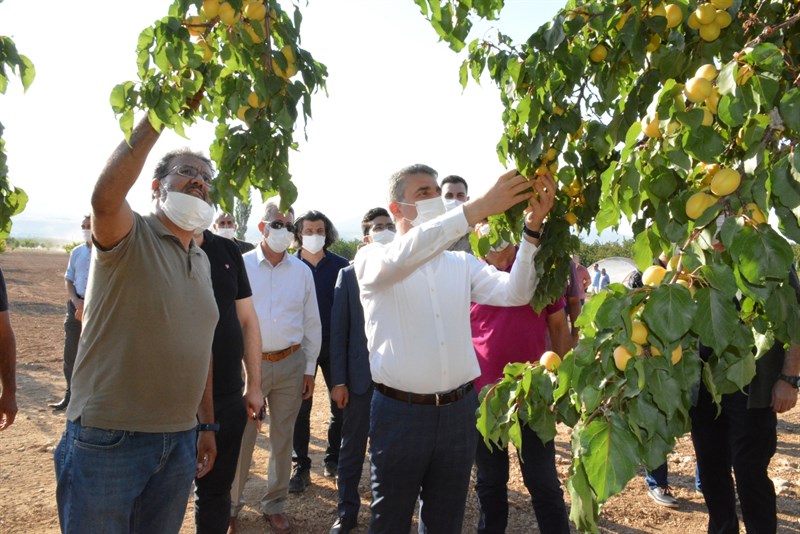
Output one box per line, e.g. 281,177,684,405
268,220,295,232
371,223,396,232
168,164,214,189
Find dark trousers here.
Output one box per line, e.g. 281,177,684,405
690,385,778,534
645,462,701,491
194,391,247,534
62,300,82,395
369,387,478,534
293,339,343,469
474,425,570,534
337,385,373,524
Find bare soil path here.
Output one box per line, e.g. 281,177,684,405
1,249,797,533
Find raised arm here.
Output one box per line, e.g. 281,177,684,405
462,170,555,242
91,117,161,249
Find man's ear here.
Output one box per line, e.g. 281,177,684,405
362,235,372,244
388,201,402,219
257,221,266,234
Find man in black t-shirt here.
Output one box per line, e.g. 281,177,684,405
194,230,264,534
0,268,17,430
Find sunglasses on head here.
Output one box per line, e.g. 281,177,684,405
268,220,295,232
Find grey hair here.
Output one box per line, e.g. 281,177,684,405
262,198,295,221
388,164,438,203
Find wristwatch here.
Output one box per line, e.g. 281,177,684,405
522,225,542,240
197,422,220,432
778,374,800,389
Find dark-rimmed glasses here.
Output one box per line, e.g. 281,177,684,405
268,220,295,232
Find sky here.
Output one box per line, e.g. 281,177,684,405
0,0,599,243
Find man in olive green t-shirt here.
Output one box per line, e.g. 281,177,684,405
54,114,220,534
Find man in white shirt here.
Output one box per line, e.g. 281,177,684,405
49,215,93,411
355,163,555,533
230,199,322,534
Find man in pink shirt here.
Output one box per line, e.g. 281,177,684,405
470,234,572,534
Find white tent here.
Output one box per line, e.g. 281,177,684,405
590,256,638,288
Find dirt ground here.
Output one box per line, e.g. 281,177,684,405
0,249,798,533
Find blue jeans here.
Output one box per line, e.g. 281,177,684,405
691,385,777,534
369,387,478,534
337,385,373,524
55,419,196,534
474,425,570,534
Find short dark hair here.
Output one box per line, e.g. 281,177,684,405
440,175,468,193
361,207,391,236
294,210,339,249
389,164,438,203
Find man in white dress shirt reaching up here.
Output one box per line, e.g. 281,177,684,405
354,163,555,533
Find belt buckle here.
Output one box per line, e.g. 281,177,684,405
435,392,442,407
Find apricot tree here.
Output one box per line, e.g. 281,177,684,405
415,0,800,530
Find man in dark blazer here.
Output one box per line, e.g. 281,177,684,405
328,208,395,534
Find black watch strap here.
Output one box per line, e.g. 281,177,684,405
522,226,542,240
197,422,220,432
778,374,800,389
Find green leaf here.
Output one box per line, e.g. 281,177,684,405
691,287,739,356
647,364,682,418
579,414,639,503
642,284,696,344
744,43,784,74
780,89,800,134
729,224,794,284
18,54,34,91
698,263,738,298
566,460,600,533
718,94,746,128
682,125,726,163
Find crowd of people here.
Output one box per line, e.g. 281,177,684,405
0,113,797,534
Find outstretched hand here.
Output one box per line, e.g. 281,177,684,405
463,169,535,226
525,172,557,231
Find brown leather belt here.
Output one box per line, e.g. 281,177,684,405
374,382,474,406
262,344,301,362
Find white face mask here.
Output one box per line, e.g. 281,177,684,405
401,197,446,227
160,191,214,232
370,229,395,245
443,198,463,211
302,234,326,254
265,227,294,253
489,240,510,253
217,228,236,239
81,229,92,243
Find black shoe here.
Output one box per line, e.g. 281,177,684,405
48,396,70,411
323,461,338,478
330,517,356,534
288,465,310,493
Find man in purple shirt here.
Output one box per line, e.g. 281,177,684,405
470,235,572,534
